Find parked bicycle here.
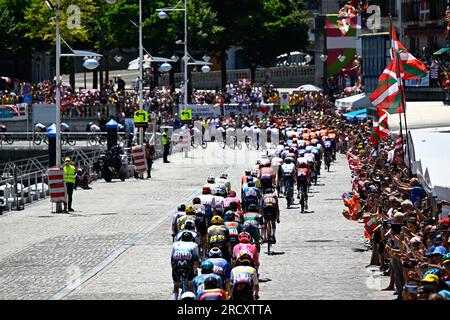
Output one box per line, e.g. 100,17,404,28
88,133,106,146
0,133,14,145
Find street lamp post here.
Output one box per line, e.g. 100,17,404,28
157,0,188,109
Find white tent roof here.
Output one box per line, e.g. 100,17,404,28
294,84,322,92
336,93,372,111
409,130,450,200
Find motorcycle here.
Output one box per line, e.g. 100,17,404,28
97,145,129,182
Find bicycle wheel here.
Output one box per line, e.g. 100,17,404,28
68,136,76,146
5,135,13,145
219,140,226,149
201,141,207,149
266,222,272,255
88,135,97,146
300,195,305,213
191,140,199,149
33,136,42,146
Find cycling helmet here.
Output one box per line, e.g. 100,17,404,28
227,190,237,198
192,197,201,205
204,275,220,290
256,160,261,165
181,231,194,241
284,158,292,164
229,202,238,211
251,169,258,177
185,206,196,214
183,220,195,230
245,169,251,175
220,172,228,179
247,180,256,187
214,187,224,197
202,186,211,194
236,253,253,267
201,260,214,272
238,232,251,243
225,211,236,221
442,253,450,264
211,215,223,225
207,176,216,184
180,291,196,300
209,247,222,258
177,204,186,212
247,204,258,212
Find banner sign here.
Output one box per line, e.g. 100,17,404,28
181,104,221,118
0,103,28,121
32,104,56,125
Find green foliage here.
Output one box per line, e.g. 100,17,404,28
22,0,98,45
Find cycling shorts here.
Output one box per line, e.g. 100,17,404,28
263,205,277,222
297,179,308,193
243,223,260,242
171,264,195,285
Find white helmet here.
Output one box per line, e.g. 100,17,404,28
180,291,196,300
251,169,258,177
220,172,228,179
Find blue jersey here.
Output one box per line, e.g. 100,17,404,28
171,241,199,266
192,273,223,295
243,186,261,200
206,257,231,280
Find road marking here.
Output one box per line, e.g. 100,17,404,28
47,164,230,300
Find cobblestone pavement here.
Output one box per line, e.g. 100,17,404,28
0,144,393,300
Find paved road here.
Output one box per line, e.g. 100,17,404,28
0,143,392,300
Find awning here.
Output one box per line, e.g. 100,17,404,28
294,84,322,92
434,47,450,55
335,93,371,111
343,108,367,122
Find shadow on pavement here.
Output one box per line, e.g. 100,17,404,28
259,278,272,283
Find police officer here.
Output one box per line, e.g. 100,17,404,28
62,157,76,212
162,128,171,163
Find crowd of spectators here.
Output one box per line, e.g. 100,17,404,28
338,119,450,300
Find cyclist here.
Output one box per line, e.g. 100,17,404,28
205,247,231,292
204,176,217,190
171,231,200,300
89,122,101,132
171,204,186,241
224,211,243,250
198,186,215,226
230,255,259,301
232,232,260,271
175,220,200,247
207,215,232,262
192,197,208,255
261,188,280,244
212,187,226,216
223,190,242,212
250,169,262,189
176,205,197,234
218,172,231,193
196,277,228,300
242,179,261,212
216,123,226,145
35,122,46,133
242,204,264,253
192,260,223,297
297,162,310,212
260,162,275,193
61,122,70,132
226,124,237,146
281,158,296,207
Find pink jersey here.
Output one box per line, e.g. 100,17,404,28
233,243,259,265
223,197,242,210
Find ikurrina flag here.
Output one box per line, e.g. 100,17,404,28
363,215,381,239
369,58,405,114
390,22,428,80
341,192,364,221
326,14,361,77
369,106,390,145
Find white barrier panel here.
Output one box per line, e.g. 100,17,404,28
47,167,66,203
132,145,148,173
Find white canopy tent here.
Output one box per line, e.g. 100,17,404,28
408,130,450,203
335,93,372,111
294,84,322,92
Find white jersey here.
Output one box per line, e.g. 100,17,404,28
212,195,225,211
305,153,315,163
198,194,215,207
243,126,252,136
90,124,101,132
281,163,295,175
